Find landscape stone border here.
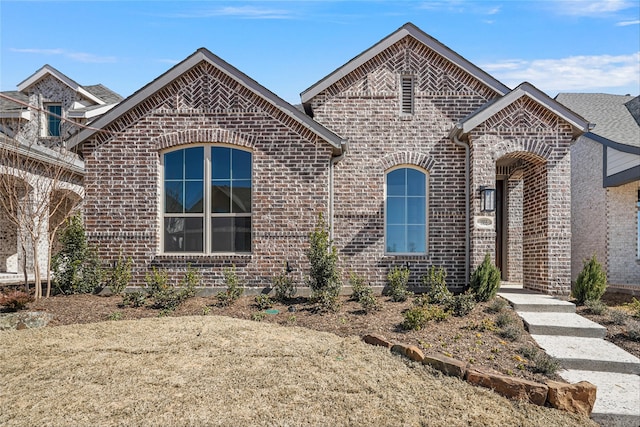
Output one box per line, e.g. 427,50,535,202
363,333,596,418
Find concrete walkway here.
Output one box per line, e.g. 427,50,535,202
498,285,640,427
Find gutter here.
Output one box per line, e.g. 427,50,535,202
329,141,349,241
449,125,470,288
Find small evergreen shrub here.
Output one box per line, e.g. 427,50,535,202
358,291,380,313
470,254,501,302
386,266,411,302
585,299,608,315
108,252,132,296
628,325,640,342
422,266,452,305
145,267,169,295
53,214,104,295
254,294,273,310
495,311,516,328
306,214,341,312
402,304,449,330
217,265,244,307
573,255,606,304
518,345,560,376
498,324,522,342
272,269,296,302
0,290,34,311
445,291,476,317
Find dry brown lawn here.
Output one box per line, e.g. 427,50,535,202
1,315,596,427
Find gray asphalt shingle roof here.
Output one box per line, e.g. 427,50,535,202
556,93,640,147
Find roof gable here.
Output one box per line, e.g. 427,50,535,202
18,64,106,106
71,48,345,152
301,22,510,105
452,83,590,138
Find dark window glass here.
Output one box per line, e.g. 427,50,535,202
386,168,426,254
164,217,203,253
47,105,62,137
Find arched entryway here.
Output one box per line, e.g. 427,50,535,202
495,152,547,288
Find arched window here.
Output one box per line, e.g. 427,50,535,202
385,167,427,254
162,145,252,253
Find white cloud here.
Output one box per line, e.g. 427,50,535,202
11,48,116,63
482,53,640,93
547,0,637,16
616,19,640,26
171,6,294,19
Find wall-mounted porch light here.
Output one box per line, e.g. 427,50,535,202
480,186,496,212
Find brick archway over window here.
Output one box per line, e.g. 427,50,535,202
379,151,436,171
155,128,256,151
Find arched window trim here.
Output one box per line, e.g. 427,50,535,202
160,143,253,254
384,164,429,256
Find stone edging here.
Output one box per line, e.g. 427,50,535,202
362,333,596,418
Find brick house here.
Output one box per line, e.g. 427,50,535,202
0,65,121,283
557,93,640,291
71,23,589,295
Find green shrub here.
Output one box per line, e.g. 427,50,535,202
146,265,199,311
585,299,608,315
573,255,606,304
402,304,449,330
251,312,266,322
625,297,640,318
306,214,341,311
386,266,412,302
254,294,273,310
121,290,146,308
272,269,296,302
358,291,380,313
52,214,104,295
445,291,476,317
0,291,34,311
108,311,123,321
217,265,244,307
422,266,452,304
348,272,368,301
470,254,501,302
108,252,132,296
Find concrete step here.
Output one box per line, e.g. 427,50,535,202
560,369,640,427
532,335,640,374
497,291,576,313
518,312,606,338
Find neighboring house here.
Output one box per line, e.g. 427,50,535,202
70,23,589,295
0,65,121,282
556,93,640,290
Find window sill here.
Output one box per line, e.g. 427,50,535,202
155,253,252,261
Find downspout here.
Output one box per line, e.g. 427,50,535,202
329,141,348,241
451,126,470,288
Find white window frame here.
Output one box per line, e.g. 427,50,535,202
160,144,252,255
384,165,429,255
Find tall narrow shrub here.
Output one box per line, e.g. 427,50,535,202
470,253,501,302
574,255,606,304
306,213,341,310
52,214,103,294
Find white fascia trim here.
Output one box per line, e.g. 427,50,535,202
0,111,31,120
17,65,105,106
68,103,119,119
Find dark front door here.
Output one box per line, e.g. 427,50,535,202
495,179,506,280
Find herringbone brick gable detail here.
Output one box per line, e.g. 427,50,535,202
92,63,321,147
318,36,499,102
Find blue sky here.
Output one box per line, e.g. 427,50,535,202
1,1,638,104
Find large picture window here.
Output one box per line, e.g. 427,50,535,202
385,167,427,254
163,145,252,253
